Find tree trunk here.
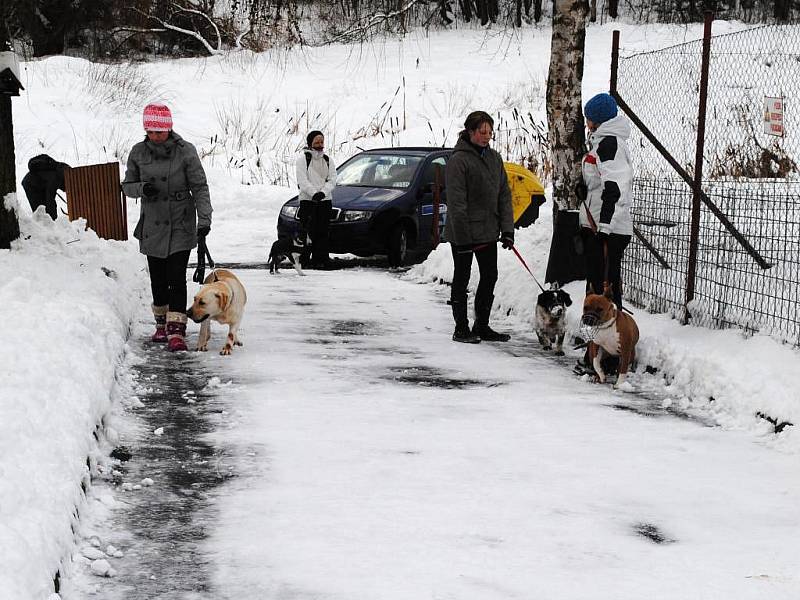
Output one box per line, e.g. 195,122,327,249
589,0,596,22
533,0,543,22
608,0,618,18
774,0,790,21
0,23,20,249
544,0,588,285
460,0,473,22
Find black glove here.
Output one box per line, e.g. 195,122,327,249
311,191,325,202
501,231,514,250
142,182,157,197
197,225,211,239
574,182,588,203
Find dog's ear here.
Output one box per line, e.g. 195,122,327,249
215,291,228,309
587,282,596,296
559,290,572,306
602,283,613,299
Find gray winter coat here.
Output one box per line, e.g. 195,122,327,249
122,132,212,258
444,136,513,246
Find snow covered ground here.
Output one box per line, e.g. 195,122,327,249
64,269,800,599
1,19,798,600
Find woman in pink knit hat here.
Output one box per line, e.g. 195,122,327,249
122,103,213,351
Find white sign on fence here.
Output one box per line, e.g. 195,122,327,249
764,96,785,137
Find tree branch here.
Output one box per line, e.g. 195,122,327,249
131,5,223,55
324,0,424,45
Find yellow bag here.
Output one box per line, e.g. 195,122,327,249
504,162,546,228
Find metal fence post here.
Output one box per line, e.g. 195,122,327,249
610,30,620,94
684,11,714,324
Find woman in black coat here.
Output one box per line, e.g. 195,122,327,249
445,111,515,344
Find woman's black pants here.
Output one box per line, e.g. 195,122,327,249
450,242,498,327
147,250,191,312
298,200,332,265
580,228,630,311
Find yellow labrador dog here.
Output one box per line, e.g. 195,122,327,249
187,269,247,355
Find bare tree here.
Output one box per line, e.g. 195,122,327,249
545,0,588,284
532,0,543,21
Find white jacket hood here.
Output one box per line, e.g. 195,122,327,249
593,114,631,141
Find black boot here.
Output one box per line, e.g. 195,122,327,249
472,295,510,342
451,299,480,344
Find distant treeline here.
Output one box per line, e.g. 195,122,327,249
2,0,799,59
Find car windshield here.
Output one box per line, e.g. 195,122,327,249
336,154,423,189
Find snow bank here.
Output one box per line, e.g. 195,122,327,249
0,206,144,598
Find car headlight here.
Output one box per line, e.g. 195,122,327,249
343,210,372,222
280,205,298,219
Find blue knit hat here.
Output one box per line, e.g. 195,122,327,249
584,93,618,124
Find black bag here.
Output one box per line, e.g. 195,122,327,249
545,209,586,286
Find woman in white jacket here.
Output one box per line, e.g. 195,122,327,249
578,93,634,312
296,130,337,268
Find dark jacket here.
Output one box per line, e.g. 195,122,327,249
21,154,69,220
122,132,212,258
444,136,513,246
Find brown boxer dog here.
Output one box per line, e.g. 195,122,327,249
582,289,639,388
187,269,247,355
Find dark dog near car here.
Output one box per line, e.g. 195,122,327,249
267,235,308,275
534,288,572,355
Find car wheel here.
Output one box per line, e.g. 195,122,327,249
387,223,409,267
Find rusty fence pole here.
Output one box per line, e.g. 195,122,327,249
610,30,620,94
684,11,714,324
432,164,442,247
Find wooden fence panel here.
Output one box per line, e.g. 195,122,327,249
64,162,128,241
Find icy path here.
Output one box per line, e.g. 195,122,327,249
66,267,799,599
207,269,799,599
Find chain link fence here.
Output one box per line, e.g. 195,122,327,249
614,20,800,345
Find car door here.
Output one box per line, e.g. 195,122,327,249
416,155,448,248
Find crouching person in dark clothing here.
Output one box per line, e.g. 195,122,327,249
122,103,213,352
21,154,70,220
445,111,515,344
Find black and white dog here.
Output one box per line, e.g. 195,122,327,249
267,235,308,275
534,288,572,355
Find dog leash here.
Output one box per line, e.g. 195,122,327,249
193,235,215,284
510,245,546,292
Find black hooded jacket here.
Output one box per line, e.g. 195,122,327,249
21,154,70,220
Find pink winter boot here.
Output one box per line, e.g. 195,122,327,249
166,311,188,352
151,304,168,342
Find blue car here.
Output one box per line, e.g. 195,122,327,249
277,147,451,267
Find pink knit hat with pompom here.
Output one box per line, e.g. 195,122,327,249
143,103,173,131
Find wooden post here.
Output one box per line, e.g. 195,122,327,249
0,31,20,248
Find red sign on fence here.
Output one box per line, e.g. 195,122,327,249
764,96,785,137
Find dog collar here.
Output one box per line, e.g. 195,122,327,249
595,311,617,330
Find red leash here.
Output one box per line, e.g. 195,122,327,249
510,245,546,292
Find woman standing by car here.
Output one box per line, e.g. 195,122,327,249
123,103,213,351
445,110,514,344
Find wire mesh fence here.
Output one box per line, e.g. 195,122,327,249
615,20,800,346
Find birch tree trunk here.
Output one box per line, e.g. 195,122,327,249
544,0,588,285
